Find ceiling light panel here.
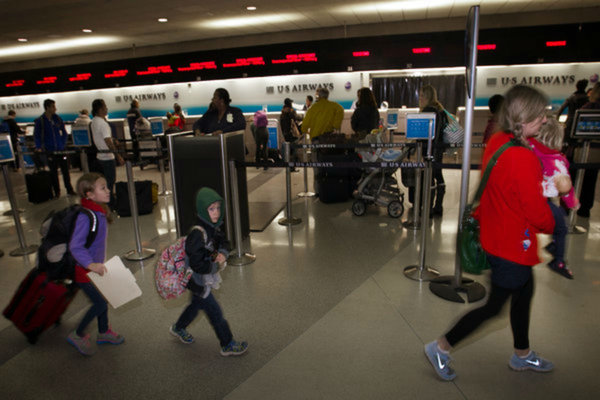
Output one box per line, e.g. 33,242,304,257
200,13,302,29
0,36,118,58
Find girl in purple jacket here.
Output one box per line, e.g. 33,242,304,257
67,173,124,355
528,118,578,279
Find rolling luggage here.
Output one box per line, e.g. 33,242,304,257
115,180,154,217
3,269,78,344
25,170,54,203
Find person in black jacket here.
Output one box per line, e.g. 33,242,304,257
169,187,248,356
351,87,380,138
418,85,447,216
192,88,246,135
556,79,589,140
4,110,24,170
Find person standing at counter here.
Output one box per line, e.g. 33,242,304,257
301,88,344,141
34,99,75,197
193,88,246,135
303,95,313,111
350,87,380,138
4,110,24,170
91,99,124,210
126,99,142,162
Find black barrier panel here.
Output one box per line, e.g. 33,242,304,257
171,133,249,239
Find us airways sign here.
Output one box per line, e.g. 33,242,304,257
265,82,335,94
500,75,576,86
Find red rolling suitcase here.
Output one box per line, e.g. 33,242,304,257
3,269,78,344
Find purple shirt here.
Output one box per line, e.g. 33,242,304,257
69,210,108,268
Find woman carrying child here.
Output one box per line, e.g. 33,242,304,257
67,172,124,356
169,187,248,356
424,85,555,381
528,117,578,279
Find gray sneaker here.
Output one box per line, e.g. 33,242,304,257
67,330,96,356
424,341,456,381
509,351,554,372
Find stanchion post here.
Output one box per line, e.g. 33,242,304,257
403,141,423,230
227,160,256,266
297,135,315,197
278,141,302,226
157,137,171,196
2,164,38,256
568,140,590,234
123,160,156,261
403,122,440,281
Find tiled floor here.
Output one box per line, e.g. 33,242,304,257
0,162,598,400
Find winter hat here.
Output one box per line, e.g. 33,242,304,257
195,187,224,226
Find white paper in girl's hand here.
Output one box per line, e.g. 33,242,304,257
87,256,141,308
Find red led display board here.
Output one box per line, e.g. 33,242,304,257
546,40,566,47
37,76,57,85
477,44,496,50
223,57,265,68
5,80,25,87
178,62,217,71
137,65,173,75
271,53,318,64
69,73,91,82
353,51,370,57
105,70,129,78
412,47,431,54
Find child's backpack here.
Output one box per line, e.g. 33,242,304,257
37,205,98,281
155,226,207,300
253,111,268,128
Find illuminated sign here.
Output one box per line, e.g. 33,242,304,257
223,57,265,68
5,80,25,87
546,40,566,47
37,76,57,85
69,73,91,81
352,51,370,57
271,53,318,64
477,44,496,50
105,69,129,78
412,47,431,54
177,62,217,71
137,66,173,75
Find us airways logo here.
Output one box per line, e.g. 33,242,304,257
500,75,576,86
1,102,41,111
115,93,167,103
265,83,334,94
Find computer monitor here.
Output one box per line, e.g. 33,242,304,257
406,112,436,140
71,126,91,147
0,134,15,162
149,117,164,136
25,125,34,136
571,109,600,140
64,124,72,134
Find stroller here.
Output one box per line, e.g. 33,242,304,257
351,132,409,218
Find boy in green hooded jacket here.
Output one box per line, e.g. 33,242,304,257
169,187,248,356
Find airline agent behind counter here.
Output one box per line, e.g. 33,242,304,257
193,88,246,135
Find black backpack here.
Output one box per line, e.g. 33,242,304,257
37,205,98,281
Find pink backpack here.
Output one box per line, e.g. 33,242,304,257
154,226,206,300
253,111,268,128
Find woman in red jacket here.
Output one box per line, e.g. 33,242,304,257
424,85,556,381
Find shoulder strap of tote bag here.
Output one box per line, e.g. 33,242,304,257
472,139,519,205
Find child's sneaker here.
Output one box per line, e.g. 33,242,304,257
424,341,456,381
509,351,554,372
67,330,96,356
97,328,125,345
169,324,194,344
547,259,574,280
220,340,248,356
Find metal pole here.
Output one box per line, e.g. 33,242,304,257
297,135,315,197
278,141,302,226
403,141,423,230
404,122,439,281
568,140,590,234
227,160,256,266
429,5,486,303
123,160,155,261
80,150,89,174
157,137,171,196
2,164,38,256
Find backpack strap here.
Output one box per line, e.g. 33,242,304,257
79,208,99,248
190,225,208,244
472,139,520,206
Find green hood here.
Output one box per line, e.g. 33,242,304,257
195,187,224,226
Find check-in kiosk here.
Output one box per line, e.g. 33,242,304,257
71,125,92,173
169,131,249,244
267,119,279,149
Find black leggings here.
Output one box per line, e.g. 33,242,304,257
445,270,534,350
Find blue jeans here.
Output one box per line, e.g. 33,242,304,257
98,159,116,209
76,282,108,336
548,201,567,262
175,292,233,347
